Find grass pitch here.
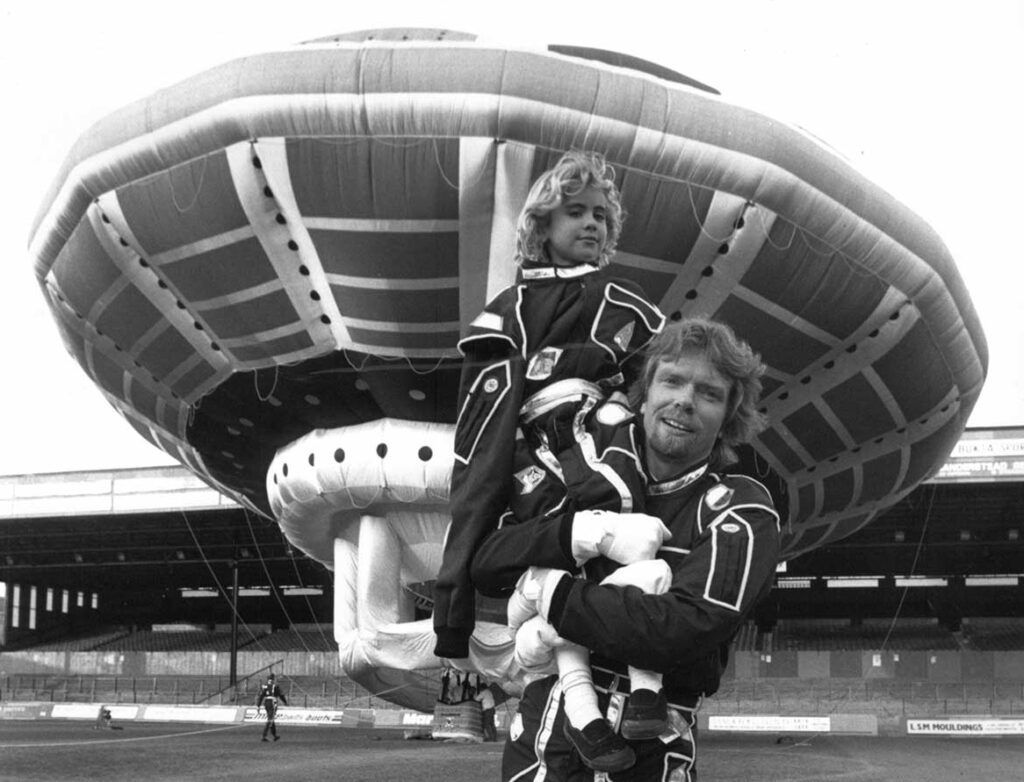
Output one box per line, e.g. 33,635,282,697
2,721,1023,781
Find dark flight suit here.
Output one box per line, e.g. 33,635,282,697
433,262,664,659
470,419,781,781
256,679,288,741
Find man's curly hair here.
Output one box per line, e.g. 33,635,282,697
629,317,768,471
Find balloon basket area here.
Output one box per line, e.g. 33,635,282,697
431,700,484,742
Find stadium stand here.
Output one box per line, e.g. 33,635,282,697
91,628,266,652
1,670,398,709
257,627,337,652
771,618,961,651
4,617,1024,718
730,621,760,651
7,627,131,652
958,617,1024,651
26,624,339,653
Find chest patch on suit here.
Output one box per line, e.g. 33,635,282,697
596,400,632,426
470,311,504,331
526,347,563,380
705,484,734,511
703,514,752,611
514,465,547,495
613,322,635,351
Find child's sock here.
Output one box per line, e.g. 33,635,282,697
561,669,603,729
628,666,663,694
557,644,603,729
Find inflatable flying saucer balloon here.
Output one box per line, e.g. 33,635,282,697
30,28,987,707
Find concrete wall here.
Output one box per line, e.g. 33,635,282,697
0,650,341,677
730,650,1021,685
1,648,1022,687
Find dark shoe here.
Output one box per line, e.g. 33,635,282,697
273,735,280,741
563,718,635,773
620,689,668,740
261,737,268,742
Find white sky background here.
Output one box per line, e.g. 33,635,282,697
0,0,1021,477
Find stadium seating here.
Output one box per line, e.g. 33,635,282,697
256,628,337,652
23,625,337,653
959,618,1024,651
90,628,267,652
4,618,1023,719
771,618,961,651
9,627,131,652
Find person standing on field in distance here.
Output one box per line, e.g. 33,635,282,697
256,672,287,742
471,317,781,781
432,150,669,771
475,679,499,742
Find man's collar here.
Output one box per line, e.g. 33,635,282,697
520,263,600,281
648,462,709,496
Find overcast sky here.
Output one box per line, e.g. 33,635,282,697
1,0,1021,477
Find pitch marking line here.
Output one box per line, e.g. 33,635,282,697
0,722,247,748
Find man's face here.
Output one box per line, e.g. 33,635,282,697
641,349,731,480
540,187,609,267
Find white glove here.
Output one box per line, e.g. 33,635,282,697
513,615,563,672
600,559,673,594
571,510,672,565
506,567,569,629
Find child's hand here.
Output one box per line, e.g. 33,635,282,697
572,510,671,565
506,583,539,629
600,559,672,593
513,615,563,672
507,567,569,627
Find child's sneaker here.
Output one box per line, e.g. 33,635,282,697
620,689,668,740
563,717,636,772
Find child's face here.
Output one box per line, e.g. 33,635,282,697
540,187,609,267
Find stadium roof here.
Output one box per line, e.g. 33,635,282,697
0,428,1020,622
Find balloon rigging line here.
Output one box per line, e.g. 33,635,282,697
198,504,426,703
281,527,336,651
431,138,483,192
341,349,373,372
253,364,280,401
241,509,310,654
683,181,732,245
756,208,798,252
781,490,934,745
168,154,210,214
527,136,884,271
880,484,936,653
337,669,439,706
179,510,274,656
603,143,869,266
180,507,330,703
404,354,450,375
303,136,377,148
339,349,450,376
90,133,901,304
239,510,336,699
